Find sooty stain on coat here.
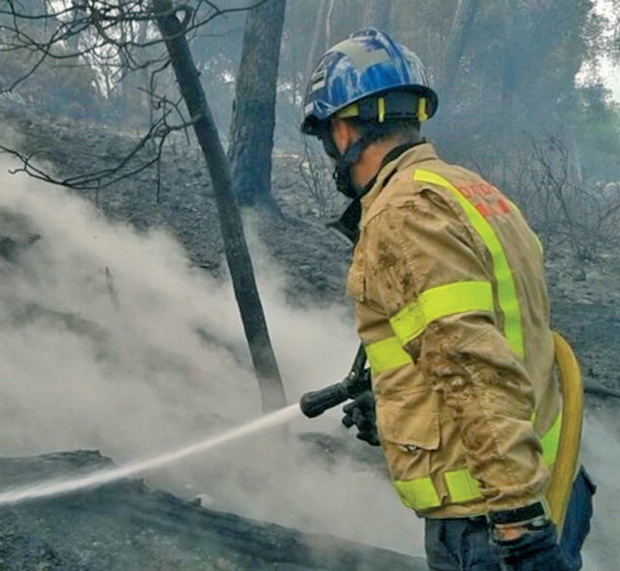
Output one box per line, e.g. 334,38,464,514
376,241,399,269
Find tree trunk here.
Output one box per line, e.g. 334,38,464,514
500,0,516,187
304,0,330,84
441,0,481,97
228,0,286,209
153,0,286,412
362,0,391,31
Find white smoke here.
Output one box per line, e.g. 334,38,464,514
0,163,616,563
580,405,620,571
0,163,425,555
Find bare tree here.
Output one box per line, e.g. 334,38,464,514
0,0,287,412
515,134,620,263
441,0,481,97
228,0,286,210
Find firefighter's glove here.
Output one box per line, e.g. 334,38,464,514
342,390,380,446
490,515,572,570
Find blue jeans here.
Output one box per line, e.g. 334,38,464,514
425,467,596,570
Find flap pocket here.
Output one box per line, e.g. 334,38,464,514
376,393,440,451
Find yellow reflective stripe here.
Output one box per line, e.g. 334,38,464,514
417,97,428,122
541,412,562,466
389,281,494,346
336,103,360,118
377,97,386,123
394,477,441,511
414,170,525,357
366,336,413,376
444,469,483,503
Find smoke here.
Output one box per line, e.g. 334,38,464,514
0,163,424,555
580,404,620,571
0,163,260,458
0,163,616,563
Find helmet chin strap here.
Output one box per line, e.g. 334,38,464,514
321,131,375,199
333,137,368,199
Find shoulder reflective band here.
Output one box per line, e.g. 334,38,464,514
365,336,413,376
389,281,494,346
413,170,525,358
392,414,560,511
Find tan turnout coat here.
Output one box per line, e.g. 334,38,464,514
347,143,561,518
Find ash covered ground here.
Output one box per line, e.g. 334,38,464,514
0,111,618,569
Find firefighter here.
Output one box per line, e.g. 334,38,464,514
301,29,594,570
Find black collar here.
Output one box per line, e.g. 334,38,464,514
329,141,423,244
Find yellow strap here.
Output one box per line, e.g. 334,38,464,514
414,170,525,358
394,477,441,511
389,281,494,346
417,97,428,122
365,336,413,376
444,469,483,503
541,411,562,466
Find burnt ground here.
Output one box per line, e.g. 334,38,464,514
0,109,618,569
0,451,424,570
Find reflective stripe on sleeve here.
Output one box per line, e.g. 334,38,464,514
389,281,494,346
365,336,413,376
394,476,441,511
444,469,483,503
413,170,525,357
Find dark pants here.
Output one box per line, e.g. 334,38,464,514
425,467,596,571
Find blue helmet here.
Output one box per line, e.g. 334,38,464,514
301,28,438,135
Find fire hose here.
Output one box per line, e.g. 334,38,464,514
549,331,584,533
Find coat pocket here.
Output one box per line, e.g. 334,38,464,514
377,394,440,452
376,391,441,487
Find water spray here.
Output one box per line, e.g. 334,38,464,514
0,404,300,506
0,343,371,507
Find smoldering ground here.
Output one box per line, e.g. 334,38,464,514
0,164,616,566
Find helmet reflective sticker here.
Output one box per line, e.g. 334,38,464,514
327,40,391,71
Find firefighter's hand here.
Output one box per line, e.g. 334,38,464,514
491,518,572,570
342,390,380,446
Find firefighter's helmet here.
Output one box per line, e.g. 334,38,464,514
301,28,438,136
